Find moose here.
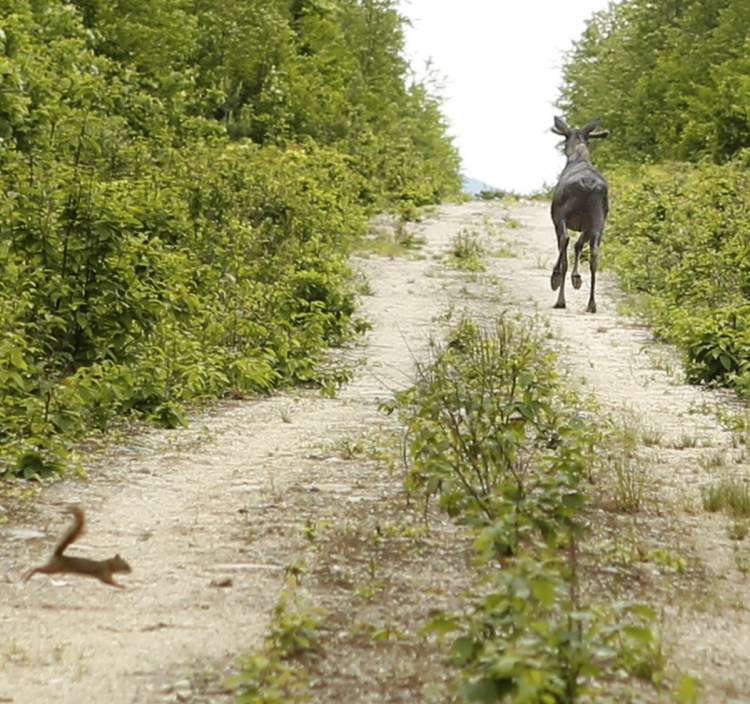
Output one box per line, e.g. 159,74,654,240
549,116,609,313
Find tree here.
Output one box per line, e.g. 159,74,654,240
558,0,750,165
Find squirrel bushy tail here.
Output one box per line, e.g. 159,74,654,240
53,505,85,557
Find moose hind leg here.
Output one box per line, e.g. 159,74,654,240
586,236,601,313
571,232,589,290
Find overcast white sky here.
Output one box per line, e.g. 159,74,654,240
399,0,613,193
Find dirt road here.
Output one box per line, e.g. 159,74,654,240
2,200,749,702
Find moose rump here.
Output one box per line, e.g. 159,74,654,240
550,116,609,313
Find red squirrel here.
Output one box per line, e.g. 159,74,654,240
23,505,131,588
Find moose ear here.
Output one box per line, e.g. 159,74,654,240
552,116,570,136
583,117,601,131
582,118,609,139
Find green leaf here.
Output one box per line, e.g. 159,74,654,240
674,674,701,704
421,615,460,637
622,625,655,644
450,636,476,665
530,575,557,607
459,678,504,704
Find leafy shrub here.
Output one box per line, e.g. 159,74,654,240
447,557,665,703
388,315,596,556
232,590,323,704
0,138,365,476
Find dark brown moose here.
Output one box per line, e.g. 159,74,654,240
550,116,609,313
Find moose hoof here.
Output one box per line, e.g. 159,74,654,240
553,300,566,310
551,272,562,291
587,302,597,313
571,273,582,290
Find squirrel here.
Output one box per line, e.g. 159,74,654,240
23,505,131,588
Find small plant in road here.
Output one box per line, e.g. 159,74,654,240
233,590,324,704
449,229,487,271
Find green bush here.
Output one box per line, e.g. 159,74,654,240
0,140,366,476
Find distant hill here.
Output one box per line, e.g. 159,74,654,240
461,175,502,196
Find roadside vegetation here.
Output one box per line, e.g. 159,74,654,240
606,166,750,395
0,0,461,477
